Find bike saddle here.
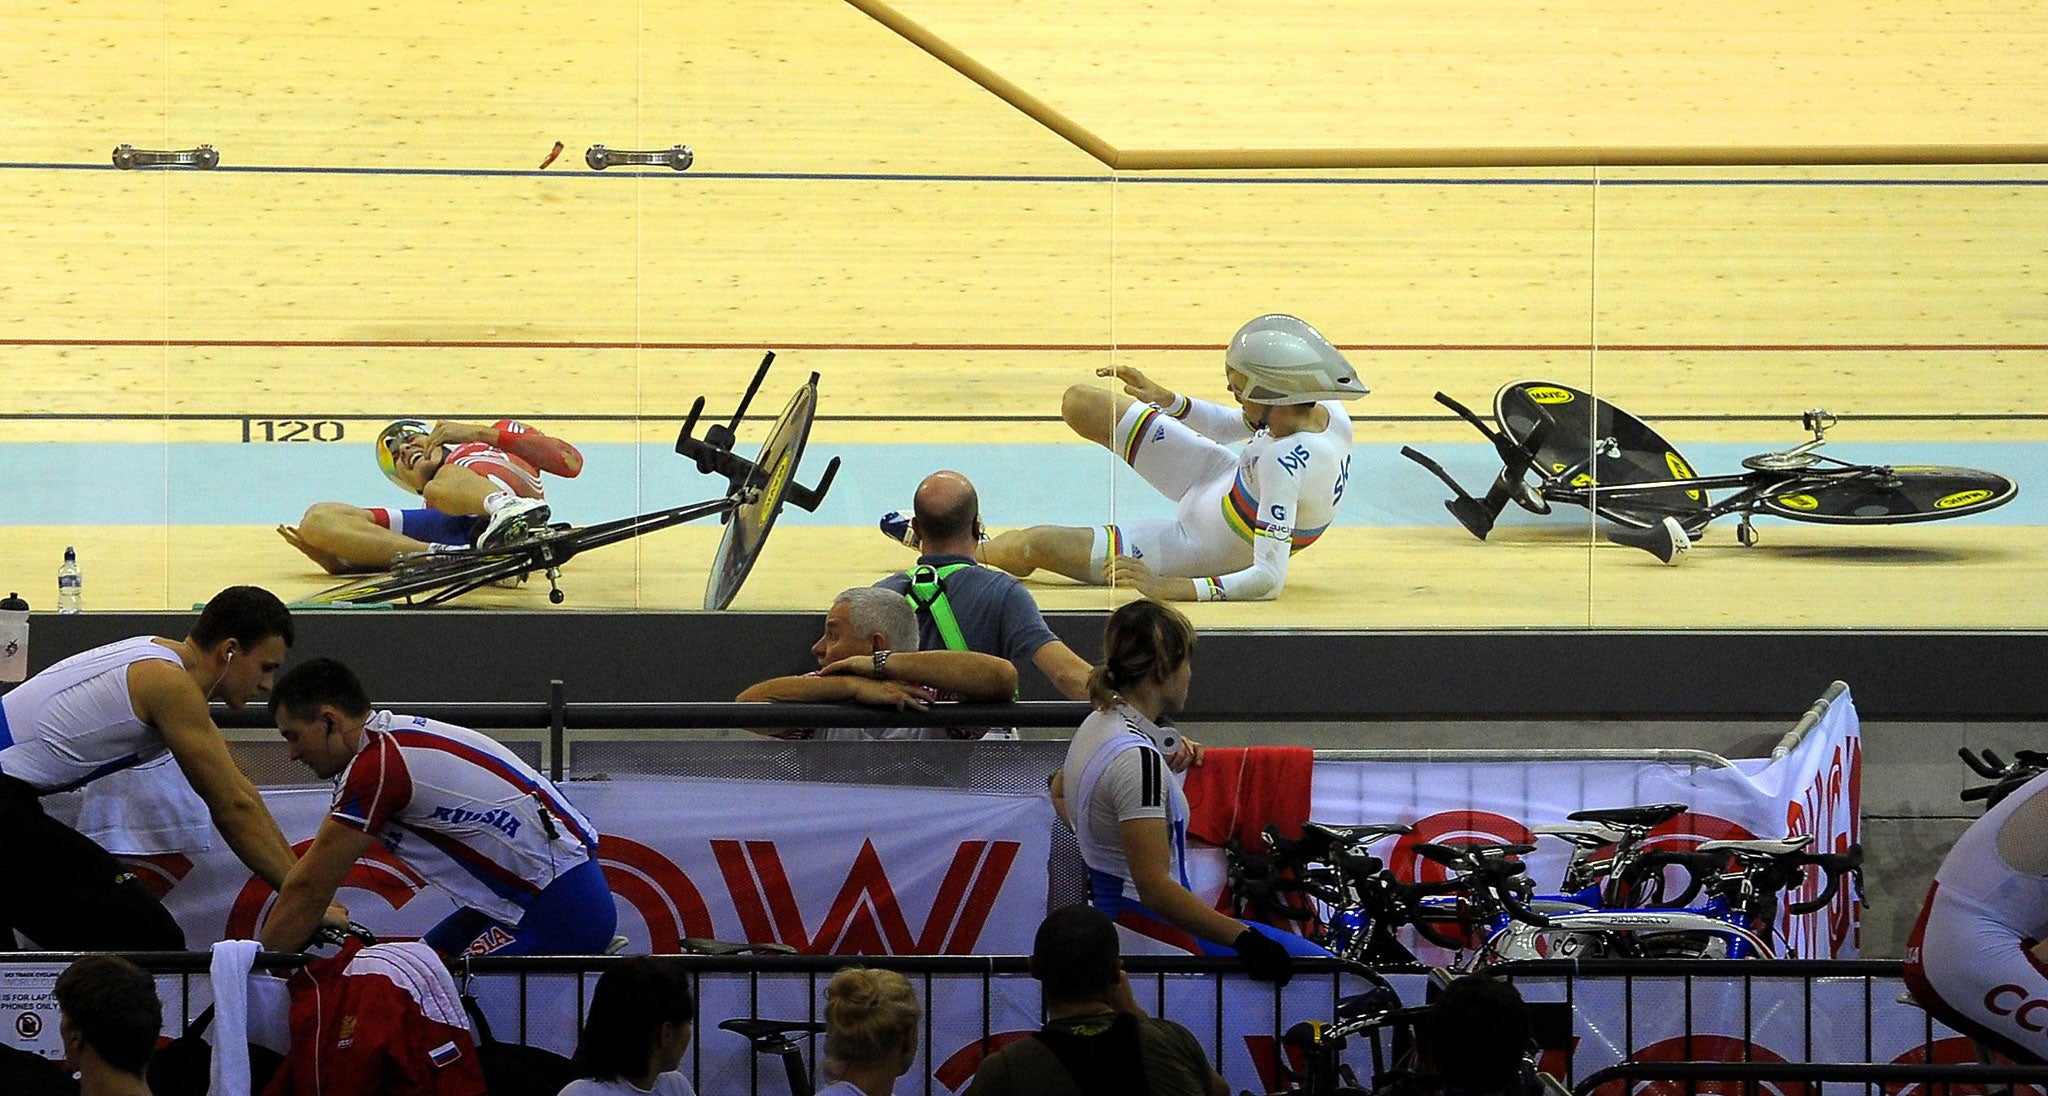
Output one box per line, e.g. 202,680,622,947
1697,835,1813,857
1532,823,1622,849
683,938,797,956
1337,984,1402,1022
1415,841,1537,868
1567,804,1689,830
718,1018,825,1045
1303,821,1412,848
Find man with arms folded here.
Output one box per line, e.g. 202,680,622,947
737,587,1017,740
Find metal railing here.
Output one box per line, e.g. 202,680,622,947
1573,1062,2048,1095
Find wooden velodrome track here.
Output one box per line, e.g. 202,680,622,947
2,0,2045,629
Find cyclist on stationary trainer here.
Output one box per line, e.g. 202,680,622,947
1904,763,2048,1064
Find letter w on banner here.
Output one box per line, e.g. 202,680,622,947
145,779,1054,958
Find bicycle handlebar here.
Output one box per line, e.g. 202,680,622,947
1958,747,2048,809
1785,845,1863,915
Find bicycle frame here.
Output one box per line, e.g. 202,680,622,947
304,353,839,608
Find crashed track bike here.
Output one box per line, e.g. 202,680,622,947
1400,380,2016,562
301,352,839,608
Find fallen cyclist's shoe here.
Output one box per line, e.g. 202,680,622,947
478,498,551,550
878,510,919,551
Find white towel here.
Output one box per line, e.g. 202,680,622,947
208,939,261,1096
72,754,215,854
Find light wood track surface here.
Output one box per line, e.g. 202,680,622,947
2,1,2043,627
876,0,2048,156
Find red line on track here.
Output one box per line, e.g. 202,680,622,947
4,338,2048,352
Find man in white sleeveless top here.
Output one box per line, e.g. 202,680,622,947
0,586,338,948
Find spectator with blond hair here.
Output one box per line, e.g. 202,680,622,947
818,967,921,1096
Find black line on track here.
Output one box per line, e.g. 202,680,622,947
4,412,2045,425
4,161,2048,187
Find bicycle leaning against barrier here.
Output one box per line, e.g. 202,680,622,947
1227,805,1862,968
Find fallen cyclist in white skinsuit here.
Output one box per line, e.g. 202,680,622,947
970,314,1367,602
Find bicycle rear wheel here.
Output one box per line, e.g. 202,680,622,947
1759,466,2018,524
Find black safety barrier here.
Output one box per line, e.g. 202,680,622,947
209,694,1092,781
6,953,2027,1094
1488,959,2023,1092
0,950,1386,1096
1571,1061,2048,1095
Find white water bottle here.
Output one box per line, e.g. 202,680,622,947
0,592,27,683
57,547,82,614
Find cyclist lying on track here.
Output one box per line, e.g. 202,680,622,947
279,417,580,574
932,314,1365,602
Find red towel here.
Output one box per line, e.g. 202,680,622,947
1182,746,1315,849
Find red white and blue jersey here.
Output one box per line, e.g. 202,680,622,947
330,711,600,925
445,420,547,499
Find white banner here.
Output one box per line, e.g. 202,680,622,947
127,777,1055,958
1298,687,1862,959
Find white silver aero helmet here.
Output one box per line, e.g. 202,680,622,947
375,419,433,494
1224,314,1367,404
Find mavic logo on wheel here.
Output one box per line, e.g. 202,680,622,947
1664,452,1702,501
760,454,794,516
1527,387,1575,404
1779,494,1820,511
1936,489,1993,509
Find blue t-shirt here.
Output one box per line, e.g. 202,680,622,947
874,555,1059,662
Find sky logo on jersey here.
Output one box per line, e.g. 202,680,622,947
428,804,522,838
1276,444,1312,474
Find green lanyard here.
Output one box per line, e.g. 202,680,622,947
903,563,972,651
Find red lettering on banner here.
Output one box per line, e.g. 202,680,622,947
225,838,430,939
931,1031,1034,1090
598,835,715,954
1535,1038,1582,1082
115,853,194,901
1884,1036,2047,1096
713,838,1020,954
1242,1032,1307,1095
1582,1034,1806,1096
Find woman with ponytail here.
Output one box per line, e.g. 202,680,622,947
1061,600,1324,986
817,967,921,1095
